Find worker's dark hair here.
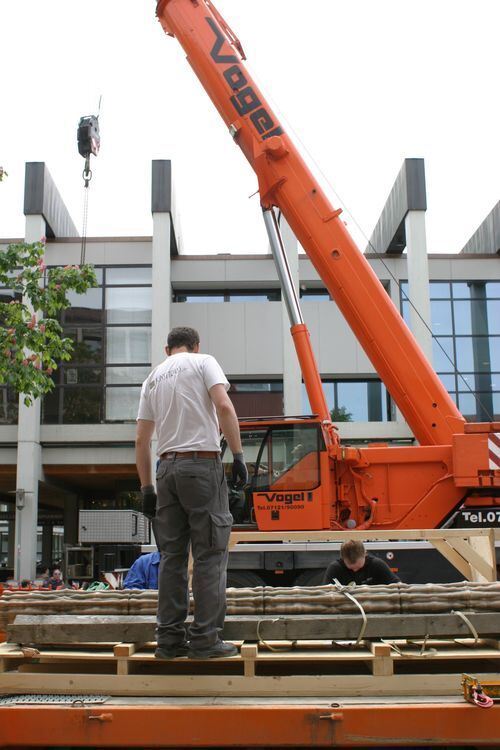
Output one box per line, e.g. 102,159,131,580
340,539,365,564
167,326,200,352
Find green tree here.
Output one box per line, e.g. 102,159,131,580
330,405,353,422
0,240,97,405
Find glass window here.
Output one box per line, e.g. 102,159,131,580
337,382,368,422
106,267,152,285
431,300,453,335
176,293,225,303
490,338,500,371
401,300,410,324
493,392,500,419
438,374,456,392
106,327,151,364
453,301,472,335
451,282,471,299
106,287,152,324
228,291,280,302
486,282,500,298
105,386,142,421
433,337,455,373
458,392,479,420
429,282,451,299
456,372,475,389
231,382,282,392
228,381,283,418
43,386,102,423
63,387,102,423
455,337,475,372
106,366,150,385
0,289,21,304
64,287,104,325
257,424,321,491
302,381,388,422
0,388,18,424
300,288,330,300
62,367,101,385
65,328,103,364
487,300,500,335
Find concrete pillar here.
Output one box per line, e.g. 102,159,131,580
151,211,171,368
14,213,45,581
280,218,302,416
405,210,433,365
151,161,173,486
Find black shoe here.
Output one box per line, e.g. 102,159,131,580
188,640,238,660
154,642,189,659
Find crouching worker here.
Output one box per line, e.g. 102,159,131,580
136,326,248,660
123,551,160,589
323,540,400,586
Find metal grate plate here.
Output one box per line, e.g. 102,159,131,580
0,694,109,705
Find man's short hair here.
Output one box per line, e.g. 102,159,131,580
167,326,200,352
340,539,365,565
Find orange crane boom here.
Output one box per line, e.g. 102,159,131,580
156,0,499,530
156,0,463,447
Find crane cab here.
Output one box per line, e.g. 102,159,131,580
222,417,334,530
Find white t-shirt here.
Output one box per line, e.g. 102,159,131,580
137,352,229,455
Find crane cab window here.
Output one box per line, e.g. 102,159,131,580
223,424,323,492
222,424,323,524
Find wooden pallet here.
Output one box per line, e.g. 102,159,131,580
1,638,499,697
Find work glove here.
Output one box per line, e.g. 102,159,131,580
141,484,157,520
231,453,248,487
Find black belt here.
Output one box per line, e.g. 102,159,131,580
160,451,219,460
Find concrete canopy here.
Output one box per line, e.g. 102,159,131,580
365,158,427,255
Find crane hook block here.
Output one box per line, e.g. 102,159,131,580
77,115,100,159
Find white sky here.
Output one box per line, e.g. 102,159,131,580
1,0,500,255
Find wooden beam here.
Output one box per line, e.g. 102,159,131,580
431,539,472,580
1,671,499,697
8,612,500,645
229,527,498,581
229,528,495,545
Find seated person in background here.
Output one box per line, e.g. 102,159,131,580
322,540,400,586
123,551,160,589
46,567,65,590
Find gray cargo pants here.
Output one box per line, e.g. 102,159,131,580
153,454,233,649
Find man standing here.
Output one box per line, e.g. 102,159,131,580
136,326,247,660
322,540,400,586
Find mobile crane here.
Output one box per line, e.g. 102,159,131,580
1,5,499,746
155,0,499,537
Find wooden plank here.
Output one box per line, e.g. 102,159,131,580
116,659,129,676
1,671,499,697
432,539,472,580
114,643,143,657
229,528,496,580
3,642,498,666
229,528,494,545
240,643,258,677
454,531,496,582
8,612,500,644
369,642,393,676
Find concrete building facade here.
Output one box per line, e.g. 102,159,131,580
0,159,498,580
